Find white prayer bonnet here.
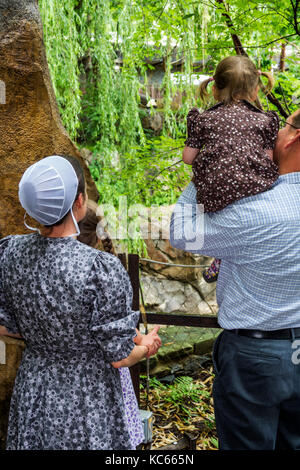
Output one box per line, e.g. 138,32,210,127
18,155,81,237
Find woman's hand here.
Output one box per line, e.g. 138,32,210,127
134,325,162,358
111,345,149,369
112,326,162,368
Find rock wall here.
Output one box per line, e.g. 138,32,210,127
140,237,218,316
0,0,99,238
112,208,218,316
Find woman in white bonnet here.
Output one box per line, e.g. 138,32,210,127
0,155,161,450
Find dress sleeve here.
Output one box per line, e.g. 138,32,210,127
87,252,140,363
263,111,280,149
185,107,205,149
0,236,20,334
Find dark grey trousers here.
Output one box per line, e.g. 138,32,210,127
212,329,300,450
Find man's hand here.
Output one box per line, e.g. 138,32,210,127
134,325,162,358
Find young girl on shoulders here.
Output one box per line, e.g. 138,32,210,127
183,55,279,282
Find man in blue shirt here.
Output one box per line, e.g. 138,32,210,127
170,109,300,450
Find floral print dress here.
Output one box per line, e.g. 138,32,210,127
0,233,144,450
185,100,279,212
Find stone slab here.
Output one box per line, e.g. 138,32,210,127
140,325,221,376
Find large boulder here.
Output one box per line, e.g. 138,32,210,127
138,212,218,315
0,337,25,449
0,0,99,448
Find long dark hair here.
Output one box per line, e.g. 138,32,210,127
78,201,116,255
44,155,86,228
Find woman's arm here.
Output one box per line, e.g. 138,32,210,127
111,344,149,369
133,326,161,357
0,325,23,338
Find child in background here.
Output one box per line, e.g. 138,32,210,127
183,55,279,282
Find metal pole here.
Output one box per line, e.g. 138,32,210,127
128,254,141,406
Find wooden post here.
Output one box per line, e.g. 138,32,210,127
117,253,127,271
117,253,141,405
127,254,141,406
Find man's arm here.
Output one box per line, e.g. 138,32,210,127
169,182,245,258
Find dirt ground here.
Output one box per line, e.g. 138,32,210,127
139,354,218,450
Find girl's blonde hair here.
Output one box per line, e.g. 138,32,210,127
199,56,274,105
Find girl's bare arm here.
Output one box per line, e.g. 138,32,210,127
265,149,273,160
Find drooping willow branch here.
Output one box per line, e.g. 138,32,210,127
215,0,289,118
215,0,247,55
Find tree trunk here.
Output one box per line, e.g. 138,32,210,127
0,0,100,449
215,0,247,56
279,43,286,72
0,0,99,240
216,0,288,118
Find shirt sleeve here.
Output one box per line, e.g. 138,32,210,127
169,182,245,259
87,252,140,363
0,236,20,334
263,111,280,150
184,107,205,149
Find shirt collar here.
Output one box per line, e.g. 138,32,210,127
275,172,300,185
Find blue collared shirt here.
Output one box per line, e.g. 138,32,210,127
170,173,300,330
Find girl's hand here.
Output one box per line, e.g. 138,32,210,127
182,146,199,165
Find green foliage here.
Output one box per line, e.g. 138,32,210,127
88,134,190,207
39,0,82,139
39,0,299,252
273,71,300,115
39,0,299,141
144,375,211,422
87,134,190,254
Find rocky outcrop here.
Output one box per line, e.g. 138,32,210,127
0,0,100,447
140,325,221,378
141,274,217,315
111,206,218,315
140,234,218,316
0,0,99,239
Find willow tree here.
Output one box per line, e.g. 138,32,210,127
38,0,300,223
